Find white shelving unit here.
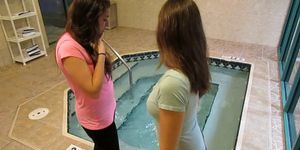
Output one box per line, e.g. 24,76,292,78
0,0,47,65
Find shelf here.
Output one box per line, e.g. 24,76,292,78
14,50,46,63
0,12,36,20
0,0,47,65
7,32,41,42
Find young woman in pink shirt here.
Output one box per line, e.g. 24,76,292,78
55,0,119,149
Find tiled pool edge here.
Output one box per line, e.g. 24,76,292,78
235,61,254,150
62,88,94,147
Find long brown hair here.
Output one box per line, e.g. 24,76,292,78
157,0,210,96
65,0,112,76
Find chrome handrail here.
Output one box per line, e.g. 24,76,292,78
103,39,133,87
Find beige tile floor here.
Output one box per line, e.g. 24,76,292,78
0,27,284,150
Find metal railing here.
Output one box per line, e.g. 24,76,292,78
103,39,133,87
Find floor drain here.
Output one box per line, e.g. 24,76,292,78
66,144,83,150
28,108,49,120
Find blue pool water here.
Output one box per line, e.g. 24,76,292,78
66,56,250,150
117,77,159,149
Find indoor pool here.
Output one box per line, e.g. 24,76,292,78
63,51,251,150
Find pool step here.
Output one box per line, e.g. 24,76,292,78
115,75,161,129
112,62,138,82
113,59,166,101
113,62,140,100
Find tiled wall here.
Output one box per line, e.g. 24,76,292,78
114,0,290,47
197,0,290,47
114,0,166,31
0,0,48,67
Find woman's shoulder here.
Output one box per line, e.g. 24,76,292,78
164,69,189,83
159,69,190,90
57,33,77,46
56,33,85,52
56,32,91,62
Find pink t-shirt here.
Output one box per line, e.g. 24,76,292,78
56,33,116,130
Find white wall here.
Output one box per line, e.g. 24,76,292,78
114,0,291,47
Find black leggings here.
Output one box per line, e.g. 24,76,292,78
82,122,120,150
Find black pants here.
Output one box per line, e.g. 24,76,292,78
82,122,120,150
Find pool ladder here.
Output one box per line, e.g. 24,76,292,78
103,39,133,88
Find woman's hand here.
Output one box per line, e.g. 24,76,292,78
97,33,106,54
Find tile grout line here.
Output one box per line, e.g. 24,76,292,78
8,103,39,150
8,80,66,150
267,60,273,150
19,80,66,107
0,140,10,150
